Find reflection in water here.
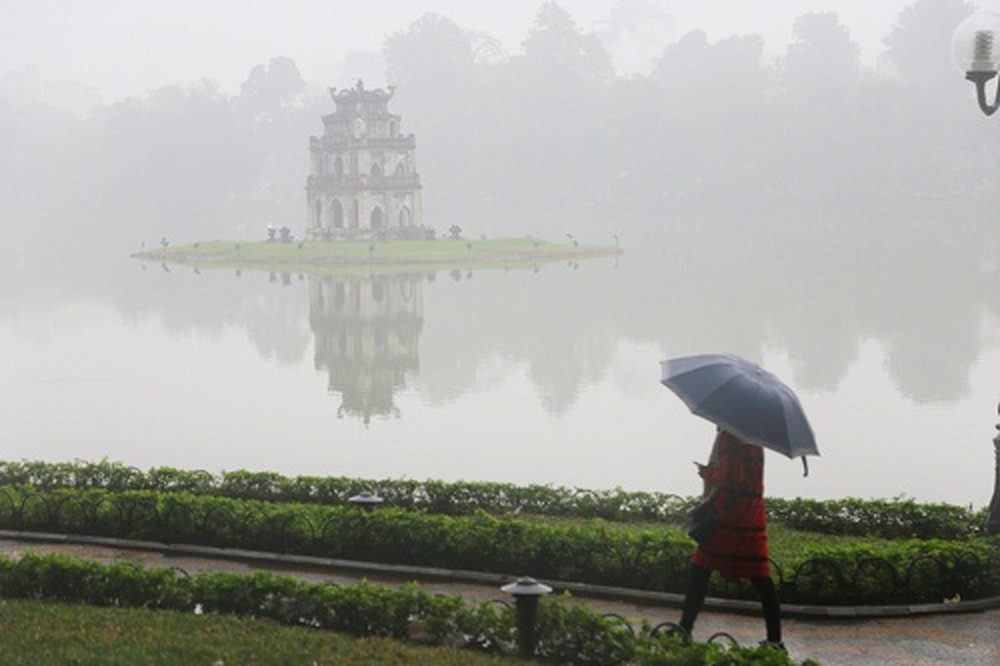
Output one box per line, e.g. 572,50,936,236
4,209,998,503
622,214,1000,406
310,274,423,424
109,214,998,417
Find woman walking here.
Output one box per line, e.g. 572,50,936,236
678,428,784,650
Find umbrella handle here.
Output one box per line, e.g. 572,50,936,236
801,457,809,477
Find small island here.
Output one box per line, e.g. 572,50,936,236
131,236,622,274
132,83,620,274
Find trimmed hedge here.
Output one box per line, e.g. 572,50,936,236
0,486,693,592
0,552,812,665
765,497,981,540
0,459,987,539
0,486,996,605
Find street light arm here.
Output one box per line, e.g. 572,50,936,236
966,70,1000,116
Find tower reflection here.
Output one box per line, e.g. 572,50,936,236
309,274,424,424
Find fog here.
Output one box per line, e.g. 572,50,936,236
4,1,998,254
3,1,930,100
1,1,998,500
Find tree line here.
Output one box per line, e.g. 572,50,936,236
0,0,995,248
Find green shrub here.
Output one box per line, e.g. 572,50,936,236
766,496,984,540
0,553,810,665
0,459,986,539
0,485,995,605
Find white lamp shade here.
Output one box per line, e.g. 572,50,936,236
952,11,1000,72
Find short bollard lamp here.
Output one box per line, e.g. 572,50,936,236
347,490,384,512
501,576,553,658
952,10,1000,115
988,401,1000,535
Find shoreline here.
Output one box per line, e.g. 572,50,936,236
130,238,623,273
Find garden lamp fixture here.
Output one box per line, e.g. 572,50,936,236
501,577,553,658
348,490,384,511
953,11,1000,115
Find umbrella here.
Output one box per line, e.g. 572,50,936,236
660,353,818,471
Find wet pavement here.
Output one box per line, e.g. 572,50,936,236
0,538,996,665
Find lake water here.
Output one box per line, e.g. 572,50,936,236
2,215,998,507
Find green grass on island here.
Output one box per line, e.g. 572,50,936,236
131,237,622,274
0,598,521,666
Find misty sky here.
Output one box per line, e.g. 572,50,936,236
6,0,992,103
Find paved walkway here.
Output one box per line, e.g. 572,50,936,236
0,535,996,666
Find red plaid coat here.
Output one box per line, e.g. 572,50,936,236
693,430,770,579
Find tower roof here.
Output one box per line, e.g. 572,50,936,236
330,79,396,105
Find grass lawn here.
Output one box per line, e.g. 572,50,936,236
0,598,520,666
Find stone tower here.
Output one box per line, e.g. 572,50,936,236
306,80,422,240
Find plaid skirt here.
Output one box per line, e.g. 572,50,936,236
693,490,770,579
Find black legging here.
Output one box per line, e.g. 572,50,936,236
679,562,782,643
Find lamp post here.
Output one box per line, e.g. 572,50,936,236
987,401,1000,535
953,11,1000,115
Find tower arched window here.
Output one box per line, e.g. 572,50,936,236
370,206,385,230
332,200,344,229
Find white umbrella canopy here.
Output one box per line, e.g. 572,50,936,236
660,354,819,467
